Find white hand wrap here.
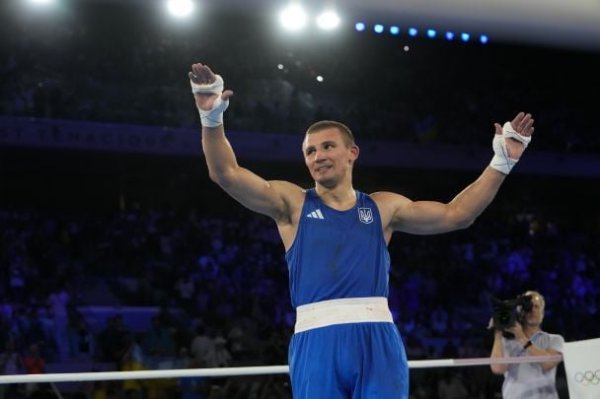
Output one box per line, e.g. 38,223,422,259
190,74,229,128
490,122,532,175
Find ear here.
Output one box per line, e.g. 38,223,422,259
350,144,360,162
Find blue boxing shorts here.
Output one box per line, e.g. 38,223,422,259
288,298,409,399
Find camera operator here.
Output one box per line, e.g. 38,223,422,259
489,290,564,399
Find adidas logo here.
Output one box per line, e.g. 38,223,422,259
306,209,325,219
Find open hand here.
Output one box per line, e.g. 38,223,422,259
189,63,233,111
494,112,534,160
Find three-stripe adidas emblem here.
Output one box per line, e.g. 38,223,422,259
306,209,325,219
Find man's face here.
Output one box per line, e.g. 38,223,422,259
302,128,358,187
522,295,545,327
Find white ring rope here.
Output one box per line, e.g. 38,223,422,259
0,355,562,384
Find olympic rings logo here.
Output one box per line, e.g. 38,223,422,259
574,370,600,386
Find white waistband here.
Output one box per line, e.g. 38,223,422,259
294,297,393,334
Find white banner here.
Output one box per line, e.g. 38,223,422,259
562,338,600,399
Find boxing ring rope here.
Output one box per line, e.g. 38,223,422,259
0,355,562,384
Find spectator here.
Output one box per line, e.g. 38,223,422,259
490,291,564,399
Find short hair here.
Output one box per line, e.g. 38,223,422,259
524,290,545,308
305,120,355,146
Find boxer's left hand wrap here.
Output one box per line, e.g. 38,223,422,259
190,74,229,128
490,122,532,175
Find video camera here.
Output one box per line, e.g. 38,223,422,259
491,294,534,337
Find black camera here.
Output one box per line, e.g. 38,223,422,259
491,294,533,336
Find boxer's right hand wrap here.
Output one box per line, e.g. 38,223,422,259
490,121,532,175
190,74,229,128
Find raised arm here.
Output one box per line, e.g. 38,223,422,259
189,63,301,223
374,112,535,236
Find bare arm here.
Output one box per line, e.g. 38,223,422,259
509,324,563,371
490,330,508,375
522,342,562,371
202,124,300,221
374,166,505,235
190,63,301,223
373,112,535,236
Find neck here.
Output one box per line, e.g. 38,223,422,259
314,183,356,210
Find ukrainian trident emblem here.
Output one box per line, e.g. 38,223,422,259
358,207,373,224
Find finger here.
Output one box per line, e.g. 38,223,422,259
191,66,202,82
221,90,234,100
511,111,525,127
523,118,535,136
204,66,218,84
494,122,502,135
193,64,214,80
516,114,533,135
191,63,204,76
204,65,215,76
192,64,212,83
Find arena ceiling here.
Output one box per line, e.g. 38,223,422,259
219,0,600,52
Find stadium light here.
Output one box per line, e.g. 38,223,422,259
355,22,366,32
166,0,194,18
279,3,308,31
27,0,56,5
316,10,340,30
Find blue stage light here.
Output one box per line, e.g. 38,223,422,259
355,22,366,31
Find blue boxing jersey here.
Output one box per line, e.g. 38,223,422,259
285,188,391,308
